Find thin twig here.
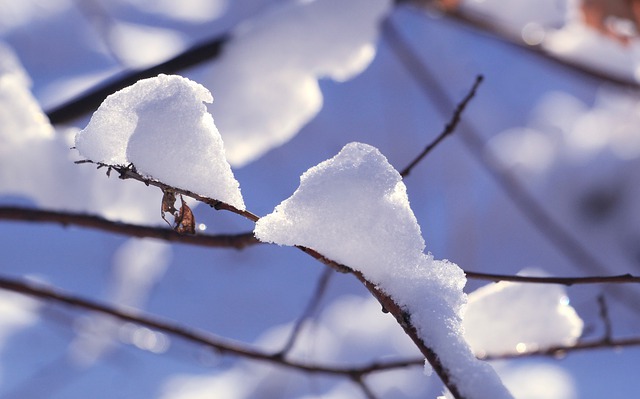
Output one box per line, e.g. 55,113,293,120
481,336,640,361
0,206,259,249
597,294,613,343
0,275,422,377
464,271,640,285
382,17,618,290
400,74,484,177
277,267,334,357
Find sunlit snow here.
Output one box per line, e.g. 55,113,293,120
463,269,584,357
75,74,245,210
201,0,391,167
255,142,513,399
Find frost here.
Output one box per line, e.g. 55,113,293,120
255,142,513,399
75,74,245,210
463,269,584,357
200,0,391,167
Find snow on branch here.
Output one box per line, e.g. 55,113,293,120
255,142,514,399
74,74,245,211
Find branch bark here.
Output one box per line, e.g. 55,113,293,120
0,206,258,249
0,275,423,379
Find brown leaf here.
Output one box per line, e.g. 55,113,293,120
581,0,640,43
161,189,177,227
175,195,196,235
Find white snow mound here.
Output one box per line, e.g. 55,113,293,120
75,74,245,210
255,142,513,399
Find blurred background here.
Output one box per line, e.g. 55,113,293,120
1,0,640,397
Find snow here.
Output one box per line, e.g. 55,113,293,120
3,1,640,398
498,363,577,399
121,0,228,23
197,0,391,167
75,74,245,210
0,43,161,223
255,142,513,398
463,269,584,357
108,22,188,69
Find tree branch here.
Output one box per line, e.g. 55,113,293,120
72,161,475,398
400,74,484,177
464,271,640,285
0,275,423,378
482,336,640,361
382,17,620,289
5,205,640,287
0,206,258,249
45,34,229,124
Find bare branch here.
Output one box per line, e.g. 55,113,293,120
0,275,423,377
400,74,484,178
75,161,260,222
0,206,259,249
382,17,618,289
465,271,640,285
277,267,334,357
6,205,640,287
482,336,640,361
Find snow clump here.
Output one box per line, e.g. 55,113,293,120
75,74,245,210
255,142,513,399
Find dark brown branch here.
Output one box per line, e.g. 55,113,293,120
75,161,260,222
0,275,423,378
7,205,640,287
45,34,229,124
0,206,259,249
400,74,484,177
465,271,640,285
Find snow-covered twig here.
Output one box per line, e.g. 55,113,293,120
73,160,478,398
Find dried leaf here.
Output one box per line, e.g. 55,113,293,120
161,189,177,227
175,195,196,235
581,0,640,43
